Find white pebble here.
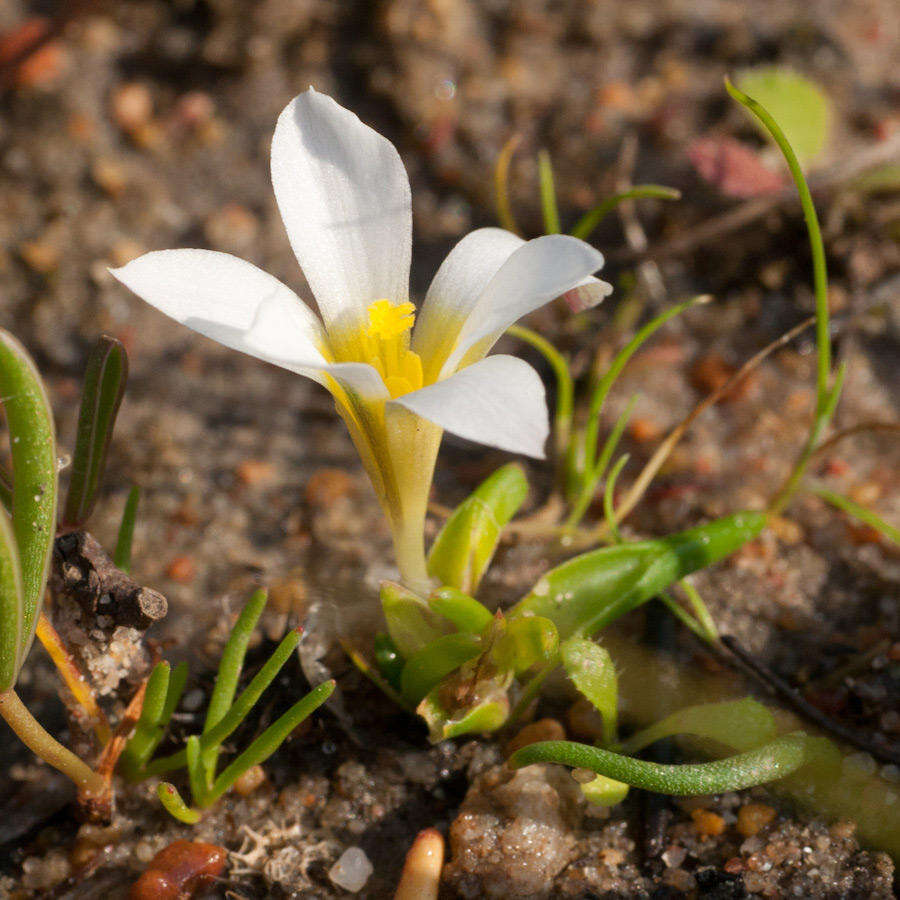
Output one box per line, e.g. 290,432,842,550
329,847,373,893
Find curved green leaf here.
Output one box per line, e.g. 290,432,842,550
513,512,765,639
560,637,617,744
427,463,528,594
0,330,58,672
427,587,493,635
63,335,128,527
0,504,23,691
382,581,446,658
400,633,483,705
510,732,808,795
616,698,776,756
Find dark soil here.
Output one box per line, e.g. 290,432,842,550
0,0,897,896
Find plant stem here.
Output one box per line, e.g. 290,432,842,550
0,689,104,795
570,185,681,241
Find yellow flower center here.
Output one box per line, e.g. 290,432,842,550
362,299,424,398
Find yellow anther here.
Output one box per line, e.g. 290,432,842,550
362,300,423,398
367,300,415,340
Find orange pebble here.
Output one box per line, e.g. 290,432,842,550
130,840,226,899
691,808,726,838
736,803,777,837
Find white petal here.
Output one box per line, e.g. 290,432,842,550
271,88,412,338
391,355,549,459
561,275,614,313
110,249,387,400
413,227,525,373
441,234,605,376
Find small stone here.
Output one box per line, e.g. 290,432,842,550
737,803,777,837
724,856,744,874
663,868,696,892
329,847,373,893
92,158,129,197
235,458,276,486
628,417,661,443
232,764,266,796
661,844,686,868
506,718,566,756
19,239,59,274
689,352,753,401
111,82,153,133
204,203,259,253
166,555,197,584
305,468,355,508
691,808,726,838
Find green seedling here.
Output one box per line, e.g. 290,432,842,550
121,588,335,823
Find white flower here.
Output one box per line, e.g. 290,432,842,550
111,89,610,590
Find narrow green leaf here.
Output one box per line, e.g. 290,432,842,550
0,330,58,672
494,134,523,235
120,661,170,779
400,633,483,705
186,735,207,806
381,581,446,658
513,511,766,639
160,661,188,724
510,733,808,795
157,782,201,824
560,637,618,745
537,149,561,234
206,679,335,805
428,463,528,594
492,615,558,675
0,465,11,514
0,504,23,691
201,588,268,782
735,67,831,167
62,335,128,527
427,587,493,635
603,453,629,544
571,185,681,241
113,485,139,572
615,698,776,757
810,485,900,545
568,296,710,528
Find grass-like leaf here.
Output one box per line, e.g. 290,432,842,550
537,149,561,234
570,185,681,241
510,732,807,795
0,330,58,673
63,335,128,528
811,485,900,545
113,485,140,572
0,502,23,691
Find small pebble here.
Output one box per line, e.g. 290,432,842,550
329,847,373,893
691,808,726,838
506,718,566,755
112,82,153,133
737,803,777,837
232,764,266,796
305,468,355,507
166,555,197,584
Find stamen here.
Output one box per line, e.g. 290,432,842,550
363,300,424,399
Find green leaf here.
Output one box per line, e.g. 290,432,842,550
427,463,528,594
0,330,58,672
381,581,446,658
570,185,681,241
113,485,140,572
492,615,558,675
62,335,128,528
205,679,335,806
427,587,493,635
201,587,268,783
418,686,509,742
509,732,808,795
580,774,629,807
400,633,483,705
374,632,404,688
538,149,561,234
616,698,776,756
513,512,766,639
735,67,831,167
120,661,171,779
157,782,200,824
0,503,23,691
560,637,617,744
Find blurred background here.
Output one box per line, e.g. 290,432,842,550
0,1,898,896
